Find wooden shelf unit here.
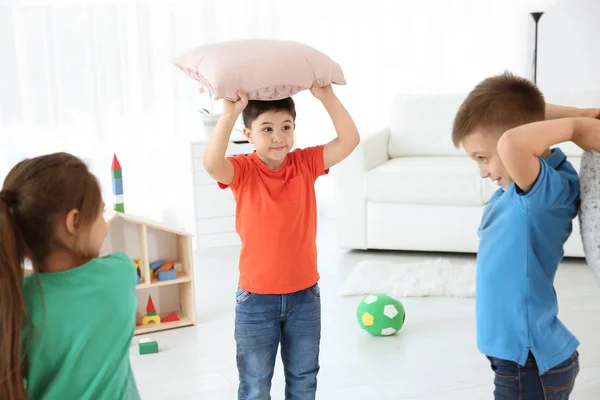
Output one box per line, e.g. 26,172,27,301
100,212,197,336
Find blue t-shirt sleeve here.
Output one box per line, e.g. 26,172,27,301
509,156,577,210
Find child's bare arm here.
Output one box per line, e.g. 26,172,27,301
203,92,248,185
310,82,360,170
546,103,600,120
498,117,600,192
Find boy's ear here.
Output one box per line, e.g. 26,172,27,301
243,127,253,143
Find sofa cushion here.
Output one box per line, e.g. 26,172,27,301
388,94,465,158
366,157,483,206
387,91,596,159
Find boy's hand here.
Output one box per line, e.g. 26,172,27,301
223,91,249,116
310,81,335,102
571,117,600,152
580,108,600,119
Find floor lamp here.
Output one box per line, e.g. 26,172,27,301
530,12,544,84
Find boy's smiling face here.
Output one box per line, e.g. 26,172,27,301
244,110,295,170
462,129,513,191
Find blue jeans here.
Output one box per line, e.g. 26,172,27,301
487,351,580,400
234,283,321,400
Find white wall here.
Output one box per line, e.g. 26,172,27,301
538,0,600,94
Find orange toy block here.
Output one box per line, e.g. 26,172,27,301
162,312,180,323
153,260,175,278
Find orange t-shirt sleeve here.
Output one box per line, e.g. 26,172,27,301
217,154,250,190
299,145,329,180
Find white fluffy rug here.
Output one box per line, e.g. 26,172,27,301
340,258,476,298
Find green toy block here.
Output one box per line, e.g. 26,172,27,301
146,311,157,317
111,169,122,179
139,340,159,355
114,203,125,213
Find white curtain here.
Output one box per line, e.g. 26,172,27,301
1,0,540,237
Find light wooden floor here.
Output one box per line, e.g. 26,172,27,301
130,217,600,399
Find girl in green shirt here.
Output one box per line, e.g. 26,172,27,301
0,152,140,400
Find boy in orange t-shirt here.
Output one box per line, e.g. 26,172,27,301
203,82,360,400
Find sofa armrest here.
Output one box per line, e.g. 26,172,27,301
340,127,391,176
334,127,391,249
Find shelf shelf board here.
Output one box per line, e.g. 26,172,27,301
135,315,194,335
136,273,192,290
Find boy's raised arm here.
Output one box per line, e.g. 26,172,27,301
498,117,600,193
310,82,360,170
545,103,600,120
203,92,248,186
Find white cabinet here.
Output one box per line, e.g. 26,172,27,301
190,139,254,248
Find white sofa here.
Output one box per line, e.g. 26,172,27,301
334,92,600,258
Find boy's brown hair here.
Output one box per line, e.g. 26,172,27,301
452,71,546,148
242,97,296,129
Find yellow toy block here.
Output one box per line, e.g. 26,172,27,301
142,314,161,325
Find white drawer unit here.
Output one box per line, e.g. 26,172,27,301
190,138,254,248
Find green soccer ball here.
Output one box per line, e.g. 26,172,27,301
356,293,406,336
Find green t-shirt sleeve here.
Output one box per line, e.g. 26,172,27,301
100,252,138,288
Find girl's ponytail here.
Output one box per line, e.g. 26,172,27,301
0,189,27,400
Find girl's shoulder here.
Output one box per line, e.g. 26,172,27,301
95,252,136,268
88,252,137,280
24,252,137,288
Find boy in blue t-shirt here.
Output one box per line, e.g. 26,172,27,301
452,71,600,399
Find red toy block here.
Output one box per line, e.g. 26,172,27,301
146,296,157,314
162,312,180,323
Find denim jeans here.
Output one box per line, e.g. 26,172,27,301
487,351,580,400
234,283,321,400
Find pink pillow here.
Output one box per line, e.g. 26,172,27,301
173,39,346,101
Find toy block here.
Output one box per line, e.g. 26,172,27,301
111,154,122,171
149,260,164,272
138,339,159,355
136,275,140,284
162,312,180,323
142,314,161,325
158,269,177,281
174,262,182,272
111,155,125,213
153,260,175,277
147,296,157,312
112,178,123,196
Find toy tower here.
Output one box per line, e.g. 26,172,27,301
142,296,161,325
111,154,124,213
